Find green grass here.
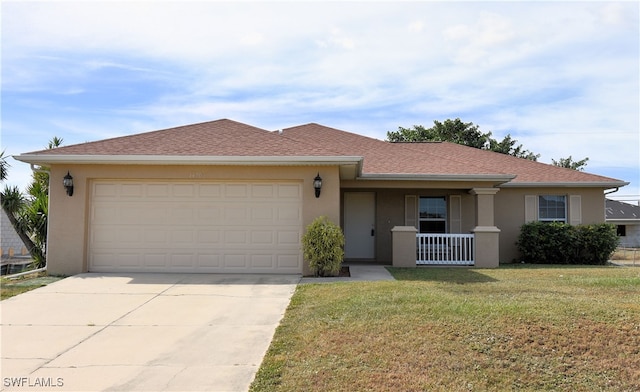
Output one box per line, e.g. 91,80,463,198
250,266,640,391
1,272,62,300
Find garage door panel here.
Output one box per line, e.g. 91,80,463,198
251,184,275,198
118,205,164,224
251,254,274,268
198,207,222,222
252,231,275,245
278,207,302,224
147,184,170,197
278,231,301,245
197,230,220,243
120,253,143,268
172,184,196,197
199,184,222,197
91,227,117,245
171,230,194,244
278,254,301,268
223,206,249,223
224,254,247,268
225,184,249,198
145,230,167,243
278,184,301,198
144,254,167,268
118,229,143,244
89,181,302,273
197,254,221,268
92,205,119,223
121,184,144,197
170,254,195,268
170,208,194,223
94,183,118,198
251,206,274,222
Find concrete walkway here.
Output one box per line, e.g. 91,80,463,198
1,266,393,391
299,264,395,284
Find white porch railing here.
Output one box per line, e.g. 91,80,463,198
417,233,475,265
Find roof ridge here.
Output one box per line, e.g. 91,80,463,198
25,119,262,155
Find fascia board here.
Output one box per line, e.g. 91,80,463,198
500,181,630,189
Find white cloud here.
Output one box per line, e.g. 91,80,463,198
2,1,638,196
408,21,424,33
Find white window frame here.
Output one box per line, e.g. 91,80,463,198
538,195,567,223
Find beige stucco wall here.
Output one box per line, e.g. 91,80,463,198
46,162,612,275
495,187,607,263
47,164,341,276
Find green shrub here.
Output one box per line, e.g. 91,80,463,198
302,216,344,277
517,222,619,265
577,224,619,265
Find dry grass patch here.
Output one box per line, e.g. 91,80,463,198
1,272,62,300
251,266,640,392
611,248,640,266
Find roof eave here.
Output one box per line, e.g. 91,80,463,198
500,181,629,189
606,219,640,224
13,154,364,167
358,173,516,183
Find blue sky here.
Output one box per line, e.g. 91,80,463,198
2,1,639,201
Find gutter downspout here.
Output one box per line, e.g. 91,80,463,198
4,266,47,280
604,187,620,222
604,187,619,195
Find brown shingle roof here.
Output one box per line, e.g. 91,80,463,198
17,119,626,186
281,123,502,176
23,119,334,157
395,141,623,184
281,123,624,184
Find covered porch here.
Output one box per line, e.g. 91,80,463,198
388,188,500,268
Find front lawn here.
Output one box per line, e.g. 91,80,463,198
251,266,640,391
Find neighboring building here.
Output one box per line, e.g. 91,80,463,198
14,119,628,276
606,199,640,248
1,209,28,258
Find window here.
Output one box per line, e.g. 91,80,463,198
617,225,626,237
538,195,566,222
419,197,446,233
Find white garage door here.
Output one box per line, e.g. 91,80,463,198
89,180,303,273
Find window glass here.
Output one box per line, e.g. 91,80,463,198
538,195,566,222
419,197,446,233
617,225,626,237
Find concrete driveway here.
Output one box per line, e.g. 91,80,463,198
1,273,299,391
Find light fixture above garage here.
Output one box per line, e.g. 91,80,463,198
313,173,322,198
63,171,74,196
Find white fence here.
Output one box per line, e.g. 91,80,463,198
417,233,475,265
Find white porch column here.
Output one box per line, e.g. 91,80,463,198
469,188,501,268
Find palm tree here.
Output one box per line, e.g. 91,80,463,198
2,151,39,263
1,138,63,268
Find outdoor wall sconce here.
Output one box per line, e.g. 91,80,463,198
313,173,322,198
63,171,74,196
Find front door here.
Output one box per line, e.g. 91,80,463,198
344,192,375,259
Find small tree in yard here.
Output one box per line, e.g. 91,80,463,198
302,216,344,277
